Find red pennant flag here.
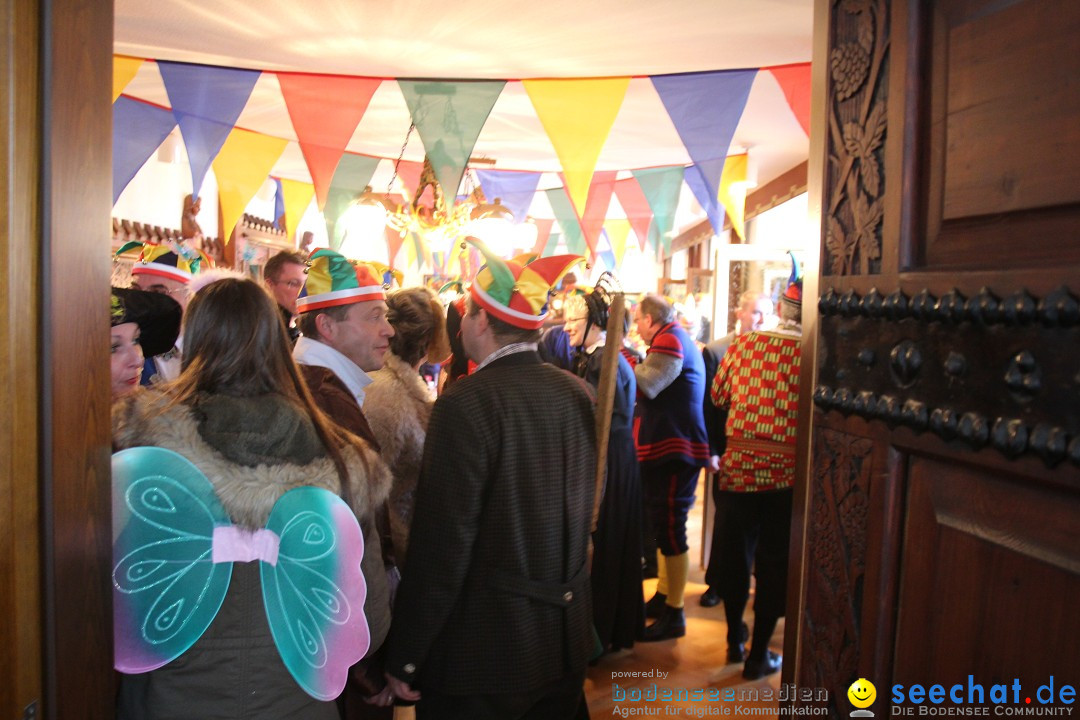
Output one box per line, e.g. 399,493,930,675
385,225,405,268
277,73,381,210
392,159,425,202
614,177,655,251
531,218,555,256
578,171,618,262
769,63,811,136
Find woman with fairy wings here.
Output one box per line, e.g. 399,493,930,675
112,277,391,720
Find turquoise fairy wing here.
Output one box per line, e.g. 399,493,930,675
261,486,369,701
112,447,232,673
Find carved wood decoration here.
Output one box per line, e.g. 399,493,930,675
814,285,1080,468
799,429,874,715
824,0,890,276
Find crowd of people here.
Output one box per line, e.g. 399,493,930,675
108,237,803,719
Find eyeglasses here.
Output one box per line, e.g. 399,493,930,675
564,315,588,323
272,279,304,289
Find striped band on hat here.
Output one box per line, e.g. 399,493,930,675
296,285,386,313
471,281,548,329
131,261,194,284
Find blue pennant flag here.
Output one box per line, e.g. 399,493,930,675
113,97,177,205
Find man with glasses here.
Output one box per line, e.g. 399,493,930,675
263,250,306,344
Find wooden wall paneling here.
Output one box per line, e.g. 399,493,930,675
40,0,114,717
0,0,43,716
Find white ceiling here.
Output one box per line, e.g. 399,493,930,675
115,0,813,198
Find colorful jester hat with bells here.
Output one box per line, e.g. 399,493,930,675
295,248,388,313
116,239,212,283
468,239,584,329
112,447,368,701
780,250,803,310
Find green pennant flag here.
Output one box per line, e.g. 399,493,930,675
323,154,381,250
398,80,506,211
633,166,685,254
546,188,587,255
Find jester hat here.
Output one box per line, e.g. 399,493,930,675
110,287,182,358
296,248,387,314
468,240,584,330
116,239,211,284
781,251,803,308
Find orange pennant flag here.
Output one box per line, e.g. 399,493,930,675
113,56,144,102
277,73,382,211
211,128,288,244
524,77,630,217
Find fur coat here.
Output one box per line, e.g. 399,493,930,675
363,351,434,564
112,389,392,720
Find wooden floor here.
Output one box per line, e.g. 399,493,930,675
584,474,786,718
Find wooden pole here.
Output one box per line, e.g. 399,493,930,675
590,292,626,531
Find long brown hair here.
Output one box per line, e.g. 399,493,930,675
170,277,364,504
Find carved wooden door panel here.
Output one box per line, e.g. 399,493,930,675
790,0,1080,715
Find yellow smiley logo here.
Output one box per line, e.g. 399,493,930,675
848,678,876,709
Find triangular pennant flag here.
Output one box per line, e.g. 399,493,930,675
651,69,756,223
280,179,315,242
768,63,812,136
613,176,655,251
475,169,542,224
323,154,381,248
113,97,177,205
524,77,630,216
211,128,288,244
603,219,632,268
277,73,381,211
685,164,723,237
385,225,405,268
113,56,144,102
398,80,506,211
272,178,285,229
157,61,261,201
392,158,425,201
546,188,587,256
564,170,617,260
633,166,684,254
718,154,749,240
543,229,563,258
531,218,555,257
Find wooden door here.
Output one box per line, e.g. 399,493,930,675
788,0,1080,715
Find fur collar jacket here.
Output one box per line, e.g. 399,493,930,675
112,389,392,529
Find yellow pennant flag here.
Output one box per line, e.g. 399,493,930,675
524,77,630,218
211,128,288,244
113,56,144,102
718,154,749,241
603,219,632,268
280,179,315,243
404,233,418,269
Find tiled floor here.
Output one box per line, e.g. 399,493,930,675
584,475,785,719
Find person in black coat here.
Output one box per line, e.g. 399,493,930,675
386,250,595,720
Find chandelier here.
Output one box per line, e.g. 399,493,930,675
339,125,535,262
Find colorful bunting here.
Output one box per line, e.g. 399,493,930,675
545,188,587,256
651,69,756,230
718,154,749,240
603,219,632,267
632,166,684,254
570,170,618,260
211,128,288,244
277,73,382,211
157,61,261,201
398,80,506,211
323,154,381,248
685,165,723,237
113,56,144,102
524,77,630,217
768,63,812,136
113,97,177,205
531,218,555,257
475,169,542,224
279,179,315,242
613,177,654,251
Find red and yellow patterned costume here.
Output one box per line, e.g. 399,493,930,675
710,328,801,491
